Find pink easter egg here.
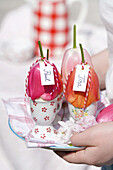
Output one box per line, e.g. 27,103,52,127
96,104,113,123
26,60,63,101
61,47,93,84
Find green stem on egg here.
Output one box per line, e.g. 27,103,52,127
79,43,85,63
47,49,49,60
73,25,76,48
38,41,44,59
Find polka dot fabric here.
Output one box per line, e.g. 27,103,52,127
33,0,70,57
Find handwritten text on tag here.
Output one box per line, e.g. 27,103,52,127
40,62,55,85
73,65,90,92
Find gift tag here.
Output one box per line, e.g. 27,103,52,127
40,62,55,85
73,64,90,92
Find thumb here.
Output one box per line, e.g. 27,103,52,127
71,128,95,147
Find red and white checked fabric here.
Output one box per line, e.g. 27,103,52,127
3,91,109,148
33,0,70,57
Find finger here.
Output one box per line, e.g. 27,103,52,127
71,127,97,147
55,150,90,164
55,151,68,158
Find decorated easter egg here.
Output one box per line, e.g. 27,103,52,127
26,60,63,101
26,42,63,101
63,43,100,109
96,104,113,123
61,26,100,120
65,65,100,108
61,25,93,84
61,48,93,84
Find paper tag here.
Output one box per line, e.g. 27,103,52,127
73,64,90,92
40,62,55,85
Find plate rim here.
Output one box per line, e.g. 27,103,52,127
8,119,84,151
8,119,25,141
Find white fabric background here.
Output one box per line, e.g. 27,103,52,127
100,0,113,103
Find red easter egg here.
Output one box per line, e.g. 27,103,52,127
26,60,63,101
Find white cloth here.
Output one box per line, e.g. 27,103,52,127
0,5,34,62
100,0,113,102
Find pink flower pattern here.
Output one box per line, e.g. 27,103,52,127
33,101,38,106
42,107,47,112
54,130,57,134
40,134,46,139
50,101,55,106
33,117,37,122
46,127,51,133
34,128,39,134
57,95,62,101
44,116,49,121
31,108,34,113
54,108,57,113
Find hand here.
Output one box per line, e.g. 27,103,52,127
92,49,108,90
55,122,113,167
